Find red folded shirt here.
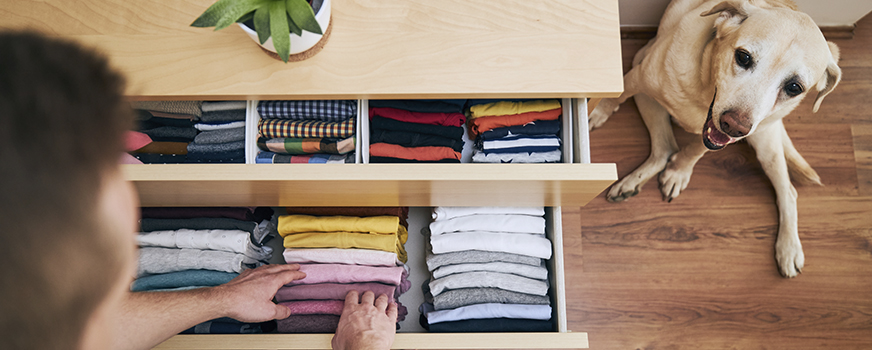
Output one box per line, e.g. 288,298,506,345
370,107,466,127
469,108,561,136
370,143,461,161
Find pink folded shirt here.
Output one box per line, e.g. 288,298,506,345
279,300,408,321
275,282,398,302
280,300,345,316
287,264,411,294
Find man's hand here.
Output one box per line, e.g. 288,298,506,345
211,264,307,322
332,291,398,350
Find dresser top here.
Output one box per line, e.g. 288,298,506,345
1,0,622,100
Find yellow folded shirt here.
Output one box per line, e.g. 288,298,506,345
278,215,400,236
468,99,562,120
282,226,409,263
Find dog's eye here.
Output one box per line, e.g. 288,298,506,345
784,82,804,97
735,49,753,69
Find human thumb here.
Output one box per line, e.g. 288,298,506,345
274,304,292,320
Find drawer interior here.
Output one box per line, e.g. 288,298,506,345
245,98,589,165
262,206,567,333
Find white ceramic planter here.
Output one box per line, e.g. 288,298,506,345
238,0,331,56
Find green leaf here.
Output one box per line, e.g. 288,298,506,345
253,5,271,44
214,0,270,31
285,0,322,35
237,11,255,24
191,0,239,27
286,13,302,36
269,1,291,62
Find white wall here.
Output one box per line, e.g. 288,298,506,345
620,0,872,27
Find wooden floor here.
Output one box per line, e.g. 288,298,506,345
564,14,872,350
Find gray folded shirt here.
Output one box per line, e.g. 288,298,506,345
424,285,551,311
137,247,261,277
429,271,549,297
193,127,245,144
432,261,548,280
425,249,542,271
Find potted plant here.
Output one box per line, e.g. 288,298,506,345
191,0,330,63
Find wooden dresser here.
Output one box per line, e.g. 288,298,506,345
1,0,622,348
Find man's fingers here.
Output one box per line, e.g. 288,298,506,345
274,270,307,285
374,294,389,312
257,263,302,274
360,290,376,305
274,304,292,320
386,302,398,323
345,290,360,307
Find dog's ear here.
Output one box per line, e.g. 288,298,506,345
813,41,842,113
701,1,749,38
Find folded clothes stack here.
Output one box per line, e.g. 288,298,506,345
256,100,357,164
466,99,563,163
134,206,277,334
275,207,411,333
368,99,467,163
129,101,247,163
420,207,554,332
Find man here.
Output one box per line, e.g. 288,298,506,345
0,31,397,350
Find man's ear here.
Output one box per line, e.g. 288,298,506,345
813,41,842,113
701,0,750,39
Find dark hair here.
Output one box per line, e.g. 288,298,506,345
0,31,133,349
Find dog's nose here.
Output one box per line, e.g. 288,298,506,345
719,110,750,138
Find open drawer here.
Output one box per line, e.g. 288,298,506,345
125,98,616,208
154,207,589,349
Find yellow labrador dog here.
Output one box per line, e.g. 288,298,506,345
589,0,841,277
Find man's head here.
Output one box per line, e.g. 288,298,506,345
0,31,137,349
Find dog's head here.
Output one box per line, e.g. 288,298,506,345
699,0,841,150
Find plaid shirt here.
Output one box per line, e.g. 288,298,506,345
258,118,356,139
257,100,357,121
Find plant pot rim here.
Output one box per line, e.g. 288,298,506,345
236,0,332,62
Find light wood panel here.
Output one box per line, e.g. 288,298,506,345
125,164,617,207
0,0,623,100
154,332,590,350
569,14,872,350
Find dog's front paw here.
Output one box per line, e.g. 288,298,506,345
658,154,693,202
776,236,805,278
588,99,619,131
606,176,643,202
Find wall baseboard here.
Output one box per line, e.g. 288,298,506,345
620,25,856,40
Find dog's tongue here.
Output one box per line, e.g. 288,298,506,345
703,117,735,149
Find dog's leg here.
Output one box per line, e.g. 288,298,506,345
659,134,709,202
747,121,804,278
606,93,679,202
782,127,822,186
589,68,640,130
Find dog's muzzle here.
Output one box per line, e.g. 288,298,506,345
702,91,736,151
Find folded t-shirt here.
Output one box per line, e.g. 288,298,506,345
258,136,355,155
369,143,460,162
370,116,464,139
369,107,466,127
278,215,400,235
257,100,357,121
371,129,464,152
368,99,466,113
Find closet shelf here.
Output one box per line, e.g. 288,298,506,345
124,163,617,207
0,0,622,100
